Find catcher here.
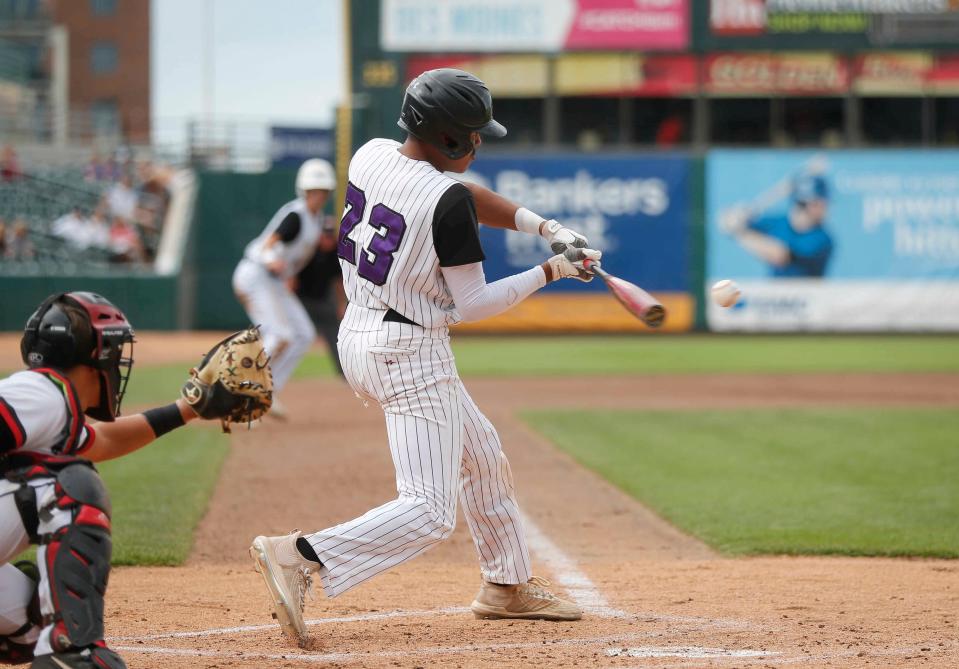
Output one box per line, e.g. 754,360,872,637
0,292,271,668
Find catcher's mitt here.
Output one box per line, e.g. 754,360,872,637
181,326,273,433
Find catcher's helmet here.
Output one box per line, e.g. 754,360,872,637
295,158,336,196
21,292,135,421
397,68,506,160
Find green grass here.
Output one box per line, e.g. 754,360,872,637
10,362,231,566
290,335,959,377
98,426,229,565
524,408,959,558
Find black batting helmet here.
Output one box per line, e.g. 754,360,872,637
397,68,506,160
21,292,135,421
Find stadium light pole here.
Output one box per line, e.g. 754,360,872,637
203,0,216,157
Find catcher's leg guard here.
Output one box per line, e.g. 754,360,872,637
0,561,42,665
39,464,113,653
30,642,126,669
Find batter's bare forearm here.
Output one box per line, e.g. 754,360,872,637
463,182,521,230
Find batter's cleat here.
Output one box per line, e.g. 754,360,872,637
250,531,315,647
470,576,582,621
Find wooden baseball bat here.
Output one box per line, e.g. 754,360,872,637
583,258,666,328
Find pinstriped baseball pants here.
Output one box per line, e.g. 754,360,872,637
304,319,532,597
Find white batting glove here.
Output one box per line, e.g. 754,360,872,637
541,219,589,254
546,247,602,283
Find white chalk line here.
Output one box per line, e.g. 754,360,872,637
115,632,769,664
107,606,469,642
520,512,628,618
607,646,775,659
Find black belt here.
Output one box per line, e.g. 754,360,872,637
383,308,419,326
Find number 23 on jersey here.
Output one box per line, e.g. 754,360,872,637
337,182,408,286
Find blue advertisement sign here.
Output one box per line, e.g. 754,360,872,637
270,126,334,167
464,154,690,294
706,150,959,331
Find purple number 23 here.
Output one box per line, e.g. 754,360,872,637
337,182,408,285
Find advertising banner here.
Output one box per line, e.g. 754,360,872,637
707,150,959,331
705,52,849,95
270,126,334,168
705,0,959,50
382,0,689,53
457,155,694,332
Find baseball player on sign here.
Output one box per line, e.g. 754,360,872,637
0,292,271,668
233,158,337,417
250,68,601,647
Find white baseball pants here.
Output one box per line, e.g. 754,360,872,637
0,479,77,655
232,259,316,392
304,312,532,597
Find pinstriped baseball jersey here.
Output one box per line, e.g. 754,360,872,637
298,136,533,597
243,198,323,280
337,139,483,330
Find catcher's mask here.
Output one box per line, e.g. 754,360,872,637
397,68,506,160
20,292,135,421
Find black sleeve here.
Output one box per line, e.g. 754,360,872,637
274,212,301,243
432,183,485,267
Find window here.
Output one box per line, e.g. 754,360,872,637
783,98,844,147
861,97,923,145
91,99,120,138
489,98,544,146
559,97,621,149
935,98,959,145
0,0,41,20
710,98,771,145
90,0,117,15
90,42,118,75
632,98,693,147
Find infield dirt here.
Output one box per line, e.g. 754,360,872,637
2,333,955,668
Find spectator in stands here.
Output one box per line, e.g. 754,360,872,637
0,218,7,256
108,216,144,264
1,145,21,182
106,173,138,221
6,218,34,260
84,152,108,182
85,207,112,251
52,206,89,249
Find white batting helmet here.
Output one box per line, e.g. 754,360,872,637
295,158,336,195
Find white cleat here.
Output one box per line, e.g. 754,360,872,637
250,532,314,647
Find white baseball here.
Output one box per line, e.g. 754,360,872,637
711,279,741,308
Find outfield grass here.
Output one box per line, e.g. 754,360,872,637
293,335,959,378
524,408,959,558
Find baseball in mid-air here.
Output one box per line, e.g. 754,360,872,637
711,279,741,308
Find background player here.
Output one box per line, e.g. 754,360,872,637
292,218,345,378
720,173,834,278
249,68,601,647
0,292,254,668
232,158,336,414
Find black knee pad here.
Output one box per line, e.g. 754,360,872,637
56,463,111,518
30,644,126,669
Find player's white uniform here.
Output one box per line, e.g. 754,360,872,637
301,139,532,595
233,199,321,392
0,369,96,656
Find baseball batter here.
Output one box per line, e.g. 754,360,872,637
233,158,336,415
250,68,601,646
